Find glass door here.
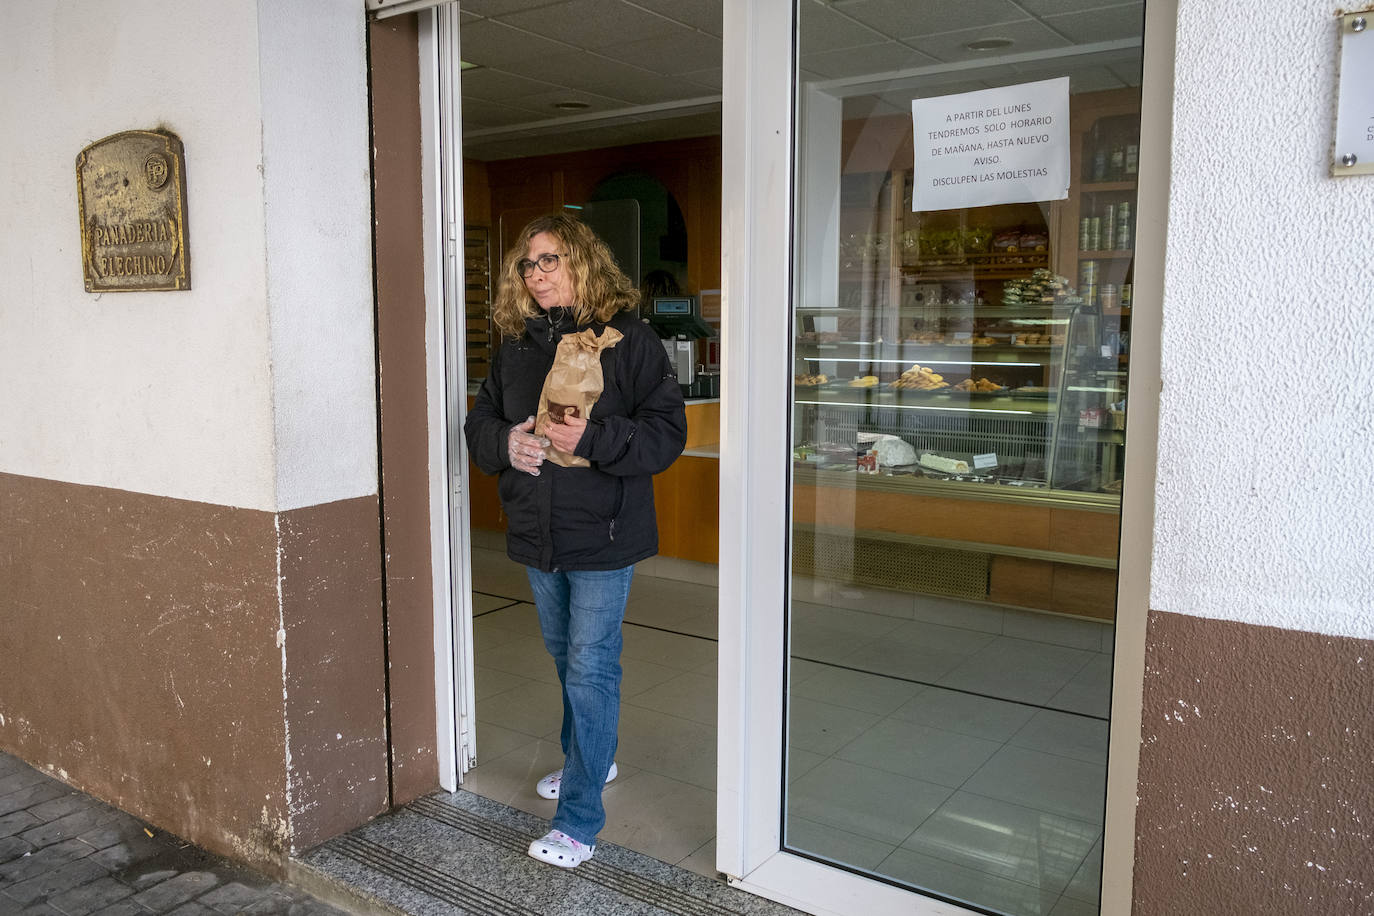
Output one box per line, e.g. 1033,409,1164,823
784,5,1145,914
718,1,1157,914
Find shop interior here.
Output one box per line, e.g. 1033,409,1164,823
454,3,1143,915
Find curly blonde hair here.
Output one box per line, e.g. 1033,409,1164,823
491,212,640,339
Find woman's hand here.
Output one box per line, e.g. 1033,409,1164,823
507,417,550,476
542,412,587,455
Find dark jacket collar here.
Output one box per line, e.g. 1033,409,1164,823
524,307,609,353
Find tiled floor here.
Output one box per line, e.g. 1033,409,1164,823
463,533,1108,916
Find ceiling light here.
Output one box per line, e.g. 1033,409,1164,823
553,100,591,111
964,38,1013,51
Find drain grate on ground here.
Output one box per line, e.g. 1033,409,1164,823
410,796,744,916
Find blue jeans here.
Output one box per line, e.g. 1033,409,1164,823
526,565,635,846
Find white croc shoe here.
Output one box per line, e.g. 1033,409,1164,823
527,829,595,869
536,761,618,800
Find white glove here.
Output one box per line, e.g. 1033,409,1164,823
507,416,550,476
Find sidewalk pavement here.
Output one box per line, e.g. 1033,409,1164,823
0,752,350,916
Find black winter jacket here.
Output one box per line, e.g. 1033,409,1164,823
464,308,688,572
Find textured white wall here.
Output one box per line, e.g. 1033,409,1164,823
0,0,376,512
0,0,277,510
258,0,377,512
1153,0,1374,639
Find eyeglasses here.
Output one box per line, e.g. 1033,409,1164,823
517,253,565,278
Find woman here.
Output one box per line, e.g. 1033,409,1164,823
464,213,688,869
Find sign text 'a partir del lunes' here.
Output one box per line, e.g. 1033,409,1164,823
911,78,1070,211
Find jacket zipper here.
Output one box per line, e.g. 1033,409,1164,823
609,478,625,541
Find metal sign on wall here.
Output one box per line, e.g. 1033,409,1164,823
77,130,191,292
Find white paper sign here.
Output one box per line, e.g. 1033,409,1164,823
911,77,1070,211
973,452,999,470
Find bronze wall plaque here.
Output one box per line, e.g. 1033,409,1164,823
77,130,191,292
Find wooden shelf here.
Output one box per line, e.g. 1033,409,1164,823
897,251,1050,280
1079,180,1138,192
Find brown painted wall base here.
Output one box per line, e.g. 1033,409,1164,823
1135,610,1374,914
0,472,387,868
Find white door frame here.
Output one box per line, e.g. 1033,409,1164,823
417,1,476,792
716,1,1176,913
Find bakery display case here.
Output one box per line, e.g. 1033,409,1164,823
790,88,1140,619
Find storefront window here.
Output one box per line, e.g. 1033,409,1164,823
784,3,1145,913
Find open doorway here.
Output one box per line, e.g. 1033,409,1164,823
450,0,726,877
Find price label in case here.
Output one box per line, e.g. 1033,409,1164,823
973,453,999,470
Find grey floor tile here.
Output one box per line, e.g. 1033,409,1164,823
476,601,543,636
475,677,564,739
0,810,39,839
616,705,717,790
785,748,826,784
911,596,1006,634
164,902,217,916
130,870,221,911
962,746,1108,825
1010,709,1110,764
665,611,719,641
902,791,1100,897
787,758,950,846
835,638,968,684
199,880,277,913
618,656,687,699
1062,836,1103,903
473,617,526,653
472,592,519,614
1002,608,1110,653
0,768,52,799
0,835,34,864
890,685,1038,741
787,696,881,756
879,846,1059,916
25,793,98,823
785,815,896,870
835,718,1003,789
0,782,71,818
600,770,717,865
2,857,108,906
0,837,95,884
78,902,151,916
472,721,539,765
620,625,717,672
1047,654,1113,719
676,837,718,879
474,665,531,702
938,637,1096,706
625,671,717,726
882,618,999,655
478,634,561,684
788,663,923,716
623,576,719,624
88,832,165,872
1050,894,1100,915
19,803,124,850
44,874,135,915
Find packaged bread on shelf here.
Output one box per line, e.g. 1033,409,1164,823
918,453,970,474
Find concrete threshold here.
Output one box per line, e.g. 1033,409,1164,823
290,789,803,916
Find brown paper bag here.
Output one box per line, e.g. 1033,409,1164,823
535,326,623,467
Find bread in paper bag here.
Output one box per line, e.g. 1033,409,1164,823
535,326,624,467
